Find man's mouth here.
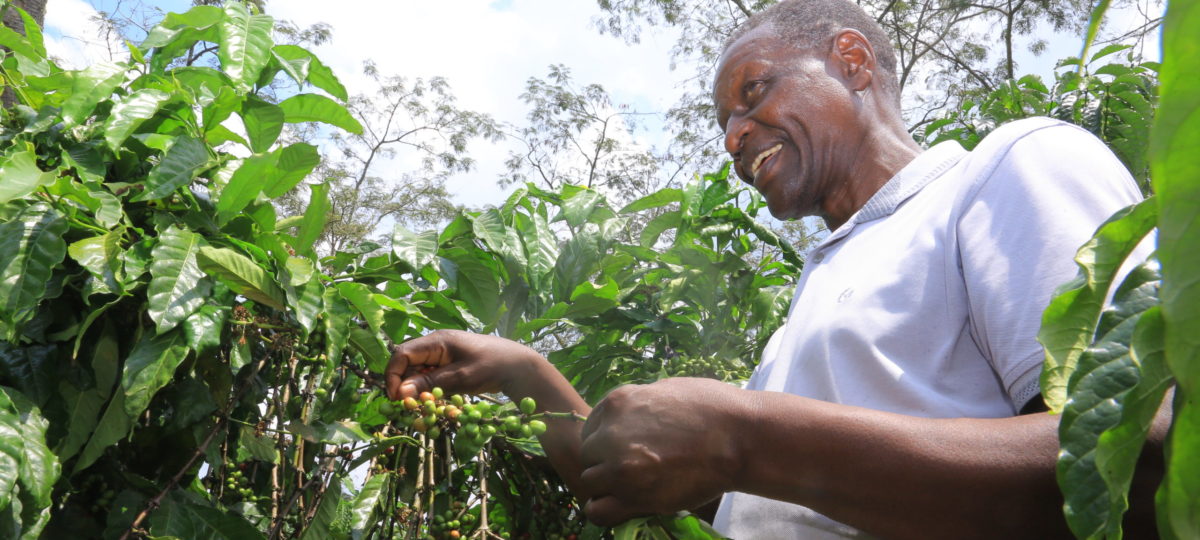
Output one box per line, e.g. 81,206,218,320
750,143,783,180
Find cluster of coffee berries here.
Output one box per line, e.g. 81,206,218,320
666,355,749,381
377,389,548,454
223,465,267,502
79,475,115,514
425,506,478,539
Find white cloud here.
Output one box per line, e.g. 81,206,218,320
44,0,128,69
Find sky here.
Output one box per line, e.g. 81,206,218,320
41,0,688,211
40,0,1163,213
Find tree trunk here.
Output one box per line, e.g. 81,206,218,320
2,0,47,108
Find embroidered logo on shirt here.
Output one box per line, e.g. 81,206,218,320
837,288,854,303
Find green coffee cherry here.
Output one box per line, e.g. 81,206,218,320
519,397,537,415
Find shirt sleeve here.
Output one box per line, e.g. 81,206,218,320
954,120,1146,410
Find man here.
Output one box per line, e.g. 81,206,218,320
386,0,1163,537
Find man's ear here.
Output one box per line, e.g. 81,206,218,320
830,29,875,92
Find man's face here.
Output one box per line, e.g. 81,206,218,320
714,26,862,221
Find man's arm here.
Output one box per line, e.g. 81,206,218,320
578,378,1171,539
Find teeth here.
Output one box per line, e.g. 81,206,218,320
750,143,782,179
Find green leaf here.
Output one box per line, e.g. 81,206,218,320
217,1,274,91
182,305,228,355
0,25,40,61
1151,2,1200,536
263,143,319,198
60,61,127,127
237,424,278,462
322,287,353,365
620,188,683,213
215,154,272,224
392,225,438,271
299,481,340,540
55,384,105,462
640,210,682,248
1056,261,1160,538
134,135,210,202
553,230,604,302
1039,198,1158,413
272,44,348,101
149,493,266,540
104,89,171,151
195,246,287,311
337,282,386,335
295,182,330,255
441,246,502,326
74,390,132,472
560,188,603,228
0,144,55,204
278,93,363,134
0,204,67,336
1078,0,1114,73
523,210,559,285
347,326,389,374
121,329,189,417
14,6,45,58
1094,306,1172,539
350,474,385,533
240,96,284,153
148,226,212,334
0,388,61,511
0,408,18,511
141,6,223,72
67,230,123,294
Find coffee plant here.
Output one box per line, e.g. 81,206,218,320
0,2,793,538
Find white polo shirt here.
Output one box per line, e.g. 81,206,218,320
713,117,1148,539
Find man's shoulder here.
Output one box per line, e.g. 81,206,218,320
973,116,1094,156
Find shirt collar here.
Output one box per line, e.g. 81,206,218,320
820,140,968,246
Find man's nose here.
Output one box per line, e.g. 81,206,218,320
723,114,749,158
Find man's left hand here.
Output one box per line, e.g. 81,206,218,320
578,377,749,526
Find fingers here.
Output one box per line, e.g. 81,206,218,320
385,333,453,400
583,495,645,527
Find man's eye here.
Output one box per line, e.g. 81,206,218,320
744,81,765,101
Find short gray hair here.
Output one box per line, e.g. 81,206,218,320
724,0,901,105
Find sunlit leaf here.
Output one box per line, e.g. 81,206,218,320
278,93,363,134
104,89,171,151
148,227,211,334
1039,198,1158,413
134,135,210,202
240,96,284,153
120,329,189,418
60,62,127,127
0,204,67,336
263,143,319,198
272,44,348,101
1151,1,1200,536
195,246,287,311
218,1,274,91
0,144,55,204
392,225,438,271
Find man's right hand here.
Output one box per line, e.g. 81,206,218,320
386,329,596,504
385,329,542,401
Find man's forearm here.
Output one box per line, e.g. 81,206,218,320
503,356,594,501
731,391,1071,539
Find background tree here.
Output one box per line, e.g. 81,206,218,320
503,64,662,206
277,61,503,255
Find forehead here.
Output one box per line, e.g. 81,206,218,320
714,25,815,96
